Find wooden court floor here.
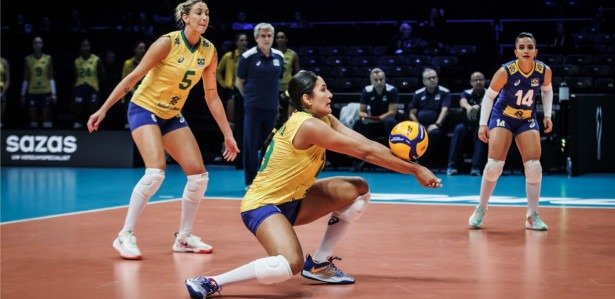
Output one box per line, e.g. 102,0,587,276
2,198,614,299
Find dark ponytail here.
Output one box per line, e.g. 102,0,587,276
260,70,319,153
260,91,292,154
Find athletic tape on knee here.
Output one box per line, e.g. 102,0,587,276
254,255,293,285
183,172,209,203
524,160,542,184
333,192,371,223
483,159,504,182
135,168,165,198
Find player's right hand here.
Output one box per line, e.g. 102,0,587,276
415,165,442,188
478,125,489,143
87,110,106,133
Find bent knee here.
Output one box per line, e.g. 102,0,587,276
346,176,369,197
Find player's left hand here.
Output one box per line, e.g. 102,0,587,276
543,117,553,134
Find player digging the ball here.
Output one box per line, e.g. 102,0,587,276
185,70,441,298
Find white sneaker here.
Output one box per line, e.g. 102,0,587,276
113,231,142,260
173,233,213,254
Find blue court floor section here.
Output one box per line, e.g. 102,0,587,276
2,165,614,223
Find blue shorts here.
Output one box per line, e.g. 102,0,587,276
74,85,99,104
26,93,53,108
241,200,302,235
127,102,188,135
488,108,539,136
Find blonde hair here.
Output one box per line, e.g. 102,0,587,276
175,0,204,29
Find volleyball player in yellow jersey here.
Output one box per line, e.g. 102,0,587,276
0,57,10,128
119,41,147,128
275,31,300,94
72,39,105,129
216,32,248,124
87,0,239,260
186,70,442,298
21,36,57,128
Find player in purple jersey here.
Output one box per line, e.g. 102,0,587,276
469,32,553,231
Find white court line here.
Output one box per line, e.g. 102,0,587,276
3,194,614,225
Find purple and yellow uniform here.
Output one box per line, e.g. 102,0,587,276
488,60,547,135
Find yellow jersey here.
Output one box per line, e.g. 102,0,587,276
132,31,215,119
25,54,52,94
241,111,329,212
279,48,297,92
74,54,101,90
216,49,241,89
0,59,6,91
122,56,143,99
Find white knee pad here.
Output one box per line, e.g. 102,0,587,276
483,159,504,182
135,168,165,198
254,255,293,285
524,160,542,184
183,172,209,203
332,192,371,223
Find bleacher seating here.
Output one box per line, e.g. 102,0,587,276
594,78,615,93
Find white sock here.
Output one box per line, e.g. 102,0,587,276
122,184,151,233
313,216,351,263
213,260,258,286
121,168,164,233
179,173,207,236
526,182,541,215
179,198,200,236
478,176,497,209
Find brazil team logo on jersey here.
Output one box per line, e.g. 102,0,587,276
531,78,540,87
535,62,544,73
507,63,518,74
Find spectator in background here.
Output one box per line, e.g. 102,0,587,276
21,36,57,129
0,57,10,128
132,12,155,41
15,14,34,35
447,71,488,176
550,22,571,54
215,32,249,161
72,38,105,129
387,22,428,55
423,6,447,55
350,68,399,172
231,11,254,31
119,41,148,129
409,67,450,168
290,10,310,29
235,23,284,189
68,9,86,34
100,49,123,128
40,16,54,33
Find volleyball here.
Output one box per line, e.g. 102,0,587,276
388,121,429,161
